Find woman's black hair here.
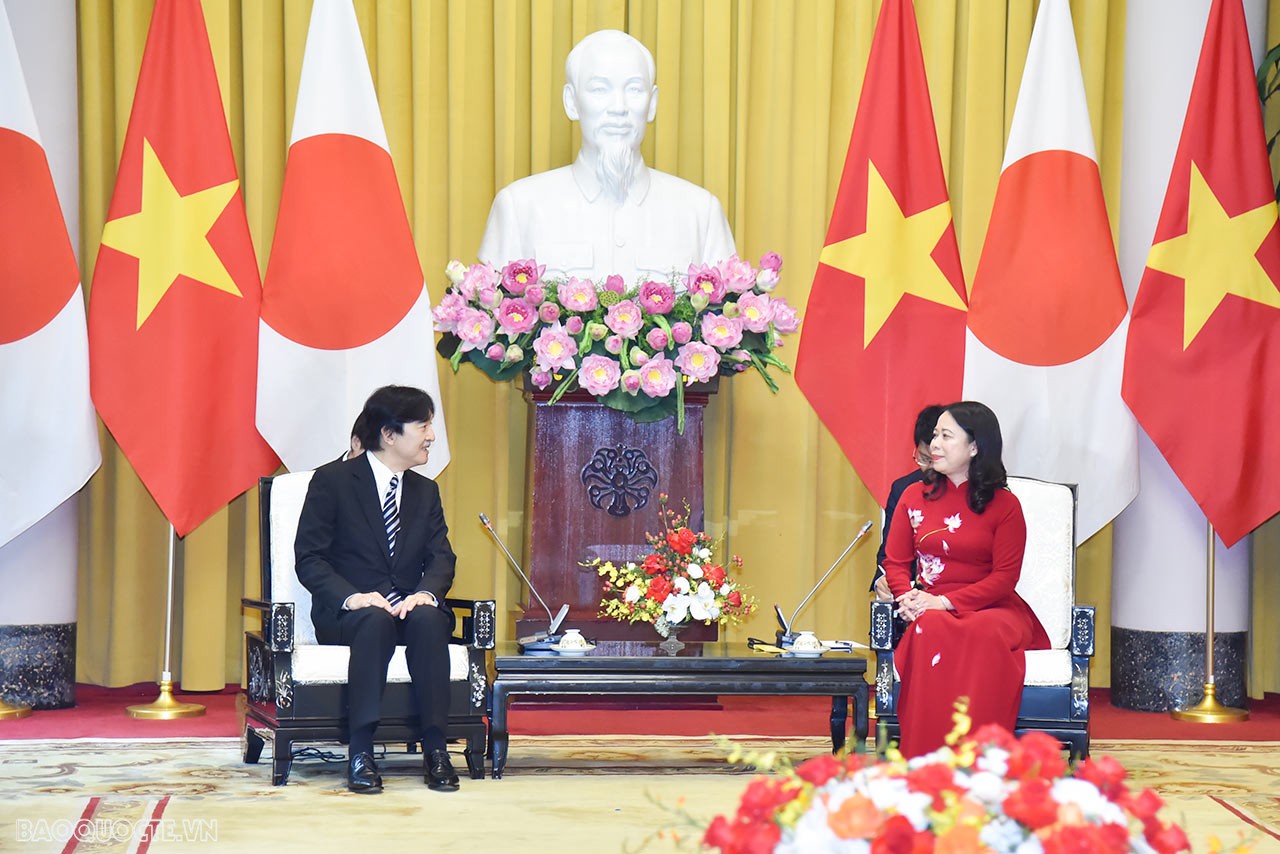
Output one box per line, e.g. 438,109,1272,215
923,401,1007,513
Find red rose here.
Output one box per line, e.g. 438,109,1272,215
905,762,957,811
794,753,843,786
642,553,667,575
1143,819,1190,854
1008,731,1068,780
737,777,799,822
704,564,727,586
870,814,926,854
727,590,742,607
667,527,697,555
646,576,673,603
1123,787,1164,822
1002,777,1059,830
967,724,1018,753
1041,825,1129,854
1074,755,1128,799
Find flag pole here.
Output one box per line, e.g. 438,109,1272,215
127,524,205,719
1171,521,1247,723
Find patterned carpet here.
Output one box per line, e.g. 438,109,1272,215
0,736,1274,852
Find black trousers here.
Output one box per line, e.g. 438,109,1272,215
317,605,453,736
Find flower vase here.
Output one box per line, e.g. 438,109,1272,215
657,621,687,656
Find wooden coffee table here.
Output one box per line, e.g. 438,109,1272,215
489,641,868,778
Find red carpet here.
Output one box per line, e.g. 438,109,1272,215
2,685,1278,741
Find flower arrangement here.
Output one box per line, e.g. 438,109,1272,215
582,494,756,636
701,723,1203,854
432,253,800,429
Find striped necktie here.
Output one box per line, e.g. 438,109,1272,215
382,474,400,561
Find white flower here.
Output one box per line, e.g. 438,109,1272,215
662,594,690,624
961,769,1011,807
976,746,1010,778
444,258,467,285
719,583,731,596
917,552,945,585
623,585,642,604
944,513,962,532
686,563,704,579
673,576,691,594
979,816,1032,853
907,508,924,529
689,582,720,621
1051,778,1128,825
695,547,712,560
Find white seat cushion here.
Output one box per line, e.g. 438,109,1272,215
1022,648,1073,687
293,644,471,684
266,470,470,685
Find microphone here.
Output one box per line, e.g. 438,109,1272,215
776,520,874,642
479,513,569,641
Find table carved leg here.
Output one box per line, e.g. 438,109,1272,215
490,683,510,779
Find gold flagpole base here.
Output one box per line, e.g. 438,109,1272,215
0,698,33,720
126,680,206,720
1171,683,1248,723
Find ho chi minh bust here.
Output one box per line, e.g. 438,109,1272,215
478,29,736,284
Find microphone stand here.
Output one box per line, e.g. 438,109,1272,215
784,520,874,640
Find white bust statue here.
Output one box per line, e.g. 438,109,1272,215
478,29,736,283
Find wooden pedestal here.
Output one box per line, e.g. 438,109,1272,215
518,385,717,644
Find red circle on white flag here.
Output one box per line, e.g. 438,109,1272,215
261,134,423,349
969,150,1127,366
0,129,80,345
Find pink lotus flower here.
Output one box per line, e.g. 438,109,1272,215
502,259,543,295
638,280,676,314
771,298,800,333
631,347,650,367
565,315,585,335
433,292,468,333
675,342,720,382
605,299,644,338
737,292,772,333
701,313,744,350
760,251,783,273
638,355,678,398
531,369,553,390
605,335,624,355
685,263,726,303
558,277,598,312
459,263,499,300
586,321,608,341
645,327,669,350
621,370,642,394
729,349,751,371
497,297,537,336
718,254,756,294
671,321,693,345
538,302,561,323
505,344,524,363
603,274,626,294
579,354,621,395
755,268,779,292
485,343,506,361
456,307,495,351
477,286,501,309
524,284,546,306
533,325,578,372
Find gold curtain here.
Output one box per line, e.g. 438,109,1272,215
77,0,1139,691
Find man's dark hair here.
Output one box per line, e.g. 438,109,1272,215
355,386,435,452
912,404,946,448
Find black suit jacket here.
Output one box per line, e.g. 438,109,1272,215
871,468,926,590
295,456,456,633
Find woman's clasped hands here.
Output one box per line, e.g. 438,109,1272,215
895,588,949,622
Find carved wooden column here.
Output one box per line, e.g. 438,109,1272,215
518,386,717,644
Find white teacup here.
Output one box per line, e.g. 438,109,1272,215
791,631,823,653
558,628,589,649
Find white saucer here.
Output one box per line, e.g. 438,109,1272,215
786,649,824,658
550,643,595,655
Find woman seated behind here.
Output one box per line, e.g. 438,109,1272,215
883,401,1049,758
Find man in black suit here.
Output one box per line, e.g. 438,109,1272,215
295,385,459,794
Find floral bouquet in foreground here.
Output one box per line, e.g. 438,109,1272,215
702,724,1206,854
432,253,800,430
582,494,756,636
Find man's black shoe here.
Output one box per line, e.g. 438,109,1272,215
425,748,460,791
348,752,383,793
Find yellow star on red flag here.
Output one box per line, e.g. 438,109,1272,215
820,162,965,347
99,138,241,329
1146,161,1280,349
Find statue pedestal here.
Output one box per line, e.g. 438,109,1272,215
518,384,718,644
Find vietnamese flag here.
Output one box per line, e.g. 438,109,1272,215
0,4,100,546
87,0,279,536
257,0,450,476
794,0,967,505
962,0,1137,543
1123,0,1280,547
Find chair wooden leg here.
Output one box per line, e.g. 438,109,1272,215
272,739,293,786
242,724,265,765
465,734,485,780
